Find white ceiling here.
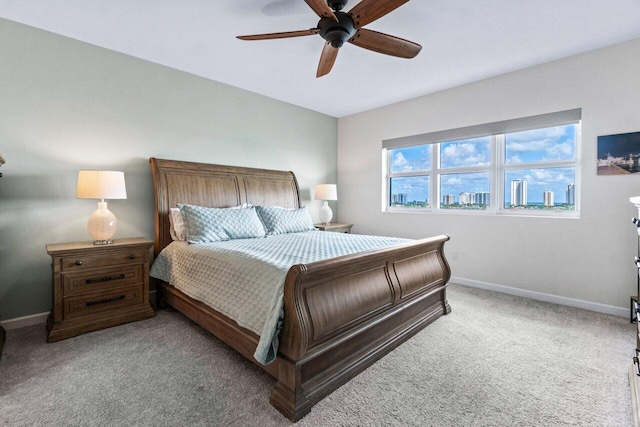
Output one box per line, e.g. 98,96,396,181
1,0,639,117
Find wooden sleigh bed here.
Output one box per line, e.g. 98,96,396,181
149,157,451,421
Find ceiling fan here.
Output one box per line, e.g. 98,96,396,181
237,0,422,78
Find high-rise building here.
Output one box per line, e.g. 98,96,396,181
392,193,408,205
566,183,575,205
510,180,527,206
475,192,490,205
442,194,455,205
543,190,554,207
459,192,475,205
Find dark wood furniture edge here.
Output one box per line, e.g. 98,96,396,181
149,157,451,421
631,362,640,427
0,324,5,359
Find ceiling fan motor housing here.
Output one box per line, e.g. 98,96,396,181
318,12,356,48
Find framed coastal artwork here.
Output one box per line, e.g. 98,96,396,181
597,131,640,175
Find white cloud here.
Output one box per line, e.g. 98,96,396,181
545,142,574,160
441,143,489,166
507,140,551,152
393,152,412,171
442,176,463,185
508,126,567,144
507,126,574,160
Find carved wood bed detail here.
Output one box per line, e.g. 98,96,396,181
149,157,452,421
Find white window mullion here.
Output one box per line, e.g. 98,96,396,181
432,142,439,208
494,134,504,214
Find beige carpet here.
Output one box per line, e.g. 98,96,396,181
0,284,634,426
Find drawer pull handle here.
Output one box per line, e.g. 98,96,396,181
86,274,126,284
129,254,136,259
75,261,83,266
86,295,126,307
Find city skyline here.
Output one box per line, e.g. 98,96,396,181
504,168,574,204
393,179,575,208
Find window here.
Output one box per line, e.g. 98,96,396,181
389,145,430,208
383,109,581,217
502,125,577,211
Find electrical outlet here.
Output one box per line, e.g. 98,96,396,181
452,251,459,260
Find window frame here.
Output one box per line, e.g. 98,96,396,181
383,110,581,218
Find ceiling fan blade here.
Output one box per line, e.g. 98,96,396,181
348,28,421,58
317,42,339,78
237,28,319,40
304,0,339,21
348,0,410,28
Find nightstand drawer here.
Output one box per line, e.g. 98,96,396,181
63,265,144,296
61,249,147,271
64,286,144,318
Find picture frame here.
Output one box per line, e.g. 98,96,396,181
597,131,640,175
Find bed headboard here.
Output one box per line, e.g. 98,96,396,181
149,157,302,256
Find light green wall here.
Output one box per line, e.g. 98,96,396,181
0,18,338,320
338,38,640,315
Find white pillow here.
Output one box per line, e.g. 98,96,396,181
169,208,187,241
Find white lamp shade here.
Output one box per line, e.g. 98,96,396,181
315,184,337,201
76,171,127,200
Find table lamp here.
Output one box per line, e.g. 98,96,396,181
76,171,127,244
315,184,337,225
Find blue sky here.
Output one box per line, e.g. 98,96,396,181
390,124,576,205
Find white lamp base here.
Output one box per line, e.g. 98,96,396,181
87,201,118,244
319,201,333,225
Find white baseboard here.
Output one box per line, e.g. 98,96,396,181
1,312,50,331
451,276,628,318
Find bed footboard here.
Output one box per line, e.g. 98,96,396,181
271,234,451,421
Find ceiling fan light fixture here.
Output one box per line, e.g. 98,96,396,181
324,28,349,48
327,0,349,11
318,12,356,48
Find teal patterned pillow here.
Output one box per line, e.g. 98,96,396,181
178,204,266,243
256,206,316,235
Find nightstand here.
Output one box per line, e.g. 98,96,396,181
46,237,154,342
314,222,353,233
